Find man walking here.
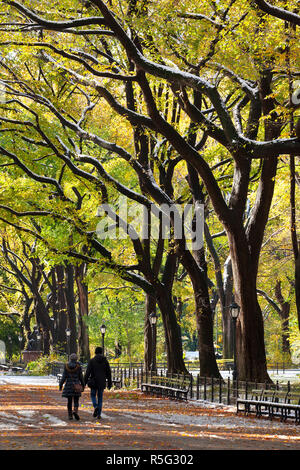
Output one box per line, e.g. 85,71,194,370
84,346,112,419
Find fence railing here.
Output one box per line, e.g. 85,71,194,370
102,360,300,373
48,360,300,375
190,376,300,405
107,361,234,371
49,362,300,406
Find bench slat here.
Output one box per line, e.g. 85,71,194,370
141,375,191,401
237,388,300,424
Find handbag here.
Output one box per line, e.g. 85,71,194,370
73,382,83,393
70,371,83,394
73,384,82,393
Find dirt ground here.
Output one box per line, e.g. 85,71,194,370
0,383,300,455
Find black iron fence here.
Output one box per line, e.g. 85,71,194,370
49,361,68,377
107,361,235,371
49,362,300,406
190,376,300,405
101,360,300,373
46,359,300,377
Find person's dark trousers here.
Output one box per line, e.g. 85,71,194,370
91,387,104,417
67,396,79,416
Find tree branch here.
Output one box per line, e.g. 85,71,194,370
252,0,300,26
3,1,108,29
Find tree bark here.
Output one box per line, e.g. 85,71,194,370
290,154,300,329
227,226,270,382
144,293,156,370
181,250,221,378
186,162,221,378
23,298,33,350
274,280,291,355
64,263,77,355
75,263,90,361
222,257,234,359
155,283,187,373
204,223,234,359
55,265,68,349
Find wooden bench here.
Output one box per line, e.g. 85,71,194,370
11,366,24,373
141,375,191,401
279,392,300,424
237,389,300,424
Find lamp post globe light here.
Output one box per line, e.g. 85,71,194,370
100,324,106,353
150,312,158,372
230,301,240,381
36,331,42,352
65,328,71,358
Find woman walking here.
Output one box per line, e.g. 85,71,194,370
59,353,85,420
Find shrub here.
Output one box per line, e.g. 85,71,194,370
26,353,66,375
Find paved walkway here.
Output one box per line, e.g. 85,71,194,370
0,377,300,452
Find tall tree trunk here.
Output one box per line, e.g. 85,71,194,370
23,297,33,350
42,329,51,356
222,257,234,359
224,67,280,382
228,228,270,382
32,280,52,355
186,162,221,378
182,254,221,378
49,268,58,347
144,293,156,370
286,19,300,330
75,263,90,361
275,280,291,355
296,255,300,330
33,296,51,354
64,263,77,355
156,283,187,373
204,221,234,359
55,265,68,349
290,154,300,329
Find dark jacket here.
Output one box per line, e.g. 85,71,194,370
59,360,84,398
84,354,112,390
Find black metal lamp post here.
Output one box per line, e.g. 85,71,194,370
100,324,106,354
33,325,38,351
65,328,71,358
150,312,158,372
230,301,240,381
